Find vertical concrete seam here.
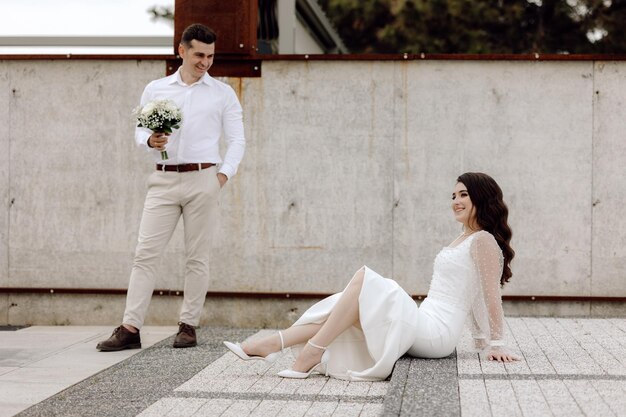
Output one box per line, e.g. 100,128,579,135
391,62,397,277
590,61,596,308
5,66,11,324
6,66,11,287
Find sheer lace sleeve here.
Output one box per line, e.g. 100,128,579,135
469,231,506,352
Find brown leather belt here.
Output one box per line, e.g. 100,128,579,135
156,163,215,172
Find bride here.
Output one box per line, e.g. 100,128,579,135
224,172,519,381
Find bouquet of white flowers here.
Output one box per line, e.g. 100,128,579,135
134,99,182,160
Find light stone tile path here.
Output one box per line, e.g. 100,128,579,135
0,326,178,417
5,318,626,416
139,330,388,417
458,317,626,417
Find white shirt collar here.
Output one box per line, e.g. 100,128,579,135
169,68,213,87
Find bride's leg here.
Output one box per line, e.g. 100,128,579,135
244,267,365,369
291,267,365,372
242,323,321,357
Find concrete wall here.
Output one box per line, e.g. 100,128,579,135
1,59,625,325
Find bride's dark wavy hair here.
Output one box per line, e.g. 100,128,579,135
457,172,515,286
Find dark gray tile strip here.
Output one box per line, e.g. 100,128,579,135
382,356,410,416
17,327,255,417
400,354,461,417
171,391,384,403
459,373,626,380
382,352,461,417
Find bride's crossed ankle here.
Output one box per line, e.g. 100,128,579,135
241,333,283,358
278,339,329,379
223,331,285,363
291,341,326,372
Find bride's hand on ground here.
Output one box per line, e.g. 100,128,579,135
487,350,520,362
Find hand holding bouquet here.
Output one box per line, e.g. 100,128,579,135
134,99,182,160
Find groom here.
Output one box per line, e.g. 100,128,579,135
97,24,246,351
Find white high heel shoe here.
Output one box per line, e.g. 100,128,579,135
223,331,284,364
277,339,330,379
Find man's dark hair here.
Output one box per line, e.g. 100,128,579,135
181,24,217,47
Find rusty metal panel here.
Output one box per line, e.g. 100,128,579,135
174,0,258,56
166,58,261,77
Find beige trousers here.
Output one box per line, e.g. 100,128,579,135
123,166,220,329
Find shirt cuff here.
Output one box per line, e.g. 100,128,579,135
218,163,235,179
135,131,152,151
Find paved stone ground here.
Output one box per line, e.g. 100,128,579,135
0,326,177,417
457,317,626,417
15,318,626,416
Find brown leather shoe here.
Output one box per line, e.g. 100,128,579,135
96,325,141,352
173,322,197,348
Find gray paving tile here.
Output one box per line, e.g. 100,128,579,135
166,398,208,417
456,330,483,375
318,377,349,396
524,318,580,374
579,319,626,371
225,375,262,393
303,401,338,416
457,350,482,375
592,380,626,417
559,319,626,375
360,403,384,416
221,399,262,417
609,318,626,334
136,398,181,417
275,401,312,417
0,403,27,417
331,401,363,416
381,357,410,416
367,381,388,396
458,379,490,417
271,377,308,395
249,399,284,416
342,381,371,396
400,356,460,417
564,380,617,417
294,377,327,395
479,355,508,375
536,380,584,417
484,380,522,416
499,320,534,376
188,353,236,376
177,374,234,393
596,319,626,350
193,398,235,417
544,318,604,375
0,367,18,376
502,358,532,375
508,318,557,374
248,374,283,393
511,379,552,417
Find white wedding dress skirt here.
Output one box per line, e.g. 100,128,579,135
291,266,468,381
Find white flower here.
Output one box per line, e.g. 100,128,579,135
141,101,157,115
134,99,182,132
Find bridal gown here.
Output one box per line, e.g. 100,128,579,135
291,230,508,381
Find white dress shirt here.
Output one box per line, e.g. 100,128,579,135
134,69,246,179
